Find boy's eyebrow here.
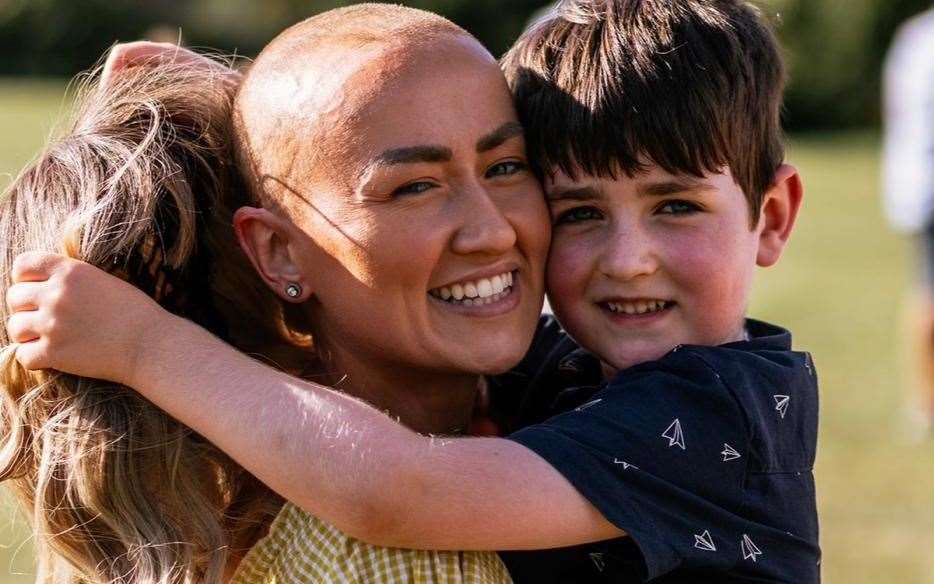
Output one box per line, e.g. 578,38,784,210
546,185,601,201
476,122,524,153
372,145,453,167
640,179,715,197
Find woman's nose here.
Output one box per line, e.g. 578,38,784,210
450,187,518,257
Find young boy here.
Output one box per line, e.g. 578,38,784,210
487,3,816,581
8,0,818,581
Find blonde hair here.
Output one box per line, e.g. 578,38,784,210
0,57,305,583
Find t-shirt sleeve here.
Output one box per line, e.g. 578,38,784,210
507,350,751,580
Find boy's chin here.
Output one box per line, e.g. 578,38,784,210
600,343,678,377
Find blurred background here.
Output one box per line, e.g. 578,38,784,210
0,0,932,582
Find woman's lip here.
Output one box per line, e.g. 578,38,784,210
428,276,522,317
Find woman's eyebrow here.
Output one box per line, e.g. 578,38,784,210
374,145,453,167
365,121,523,171
476,122,524,153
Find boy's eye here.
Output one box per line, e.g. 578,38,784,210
486,160,527,178
393,181,437,197
657,200,701,215
555,206,603,225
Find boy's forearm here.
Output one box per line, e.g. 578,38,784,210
130,314,422,535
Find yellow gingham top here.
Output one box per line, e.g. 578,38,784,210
230,503,513,584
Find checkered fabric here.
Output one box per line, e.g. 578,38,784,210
231,503,513,584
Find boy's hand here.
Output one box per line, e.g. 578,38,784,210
101,41,241,90
5,252,169,385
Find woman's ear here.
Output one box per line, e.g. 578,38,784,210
233,206,311,302
756,164,804,268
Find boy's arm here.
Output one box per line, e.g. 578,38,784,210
7,254,623,550
138,315,623,550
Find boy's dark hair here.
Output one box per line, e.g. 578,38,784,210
501,0,785,223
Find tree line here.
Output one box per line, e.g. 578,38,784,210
0,0,930,130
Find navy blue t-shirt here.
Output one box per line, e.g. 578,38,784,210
491,317,821,583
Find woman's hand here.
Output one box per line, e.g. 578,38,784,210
101,41,242,89
5,252,170,385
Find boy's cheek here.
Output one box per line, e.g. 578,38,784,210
545,240,590,309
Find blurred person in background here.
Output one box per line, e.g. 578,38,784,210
882,4,934,435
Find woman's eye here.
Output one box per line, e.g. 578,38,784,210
555,206,603,225
657,200,701,215
486,160,527,178
393,181,436,197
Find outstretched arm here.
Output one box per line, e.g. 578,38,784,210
6,254,622,550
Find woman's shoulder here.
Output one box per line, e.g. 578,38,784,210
230,503,513,584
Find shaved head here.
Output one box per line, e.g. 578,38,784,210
233,4,479,212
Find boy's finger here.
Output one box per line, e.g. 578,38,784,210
101,42,179,85
11,252,62,283
6,282,42,313
13,339,50,372
102,42,233,87
6,312,41,344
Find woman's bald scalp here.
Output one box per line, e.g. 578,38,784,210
232,4,475,208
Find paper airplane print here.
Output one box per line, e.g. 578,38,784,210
741,534,762,562
613,458,639,470
694,530,717,552
721,443,742,462
662,418,686,450
773,395,790,419
589,552,606,572
576,398,603,412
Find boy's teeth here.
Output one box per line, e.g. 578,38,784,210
430,271,515,305
607,300,668,315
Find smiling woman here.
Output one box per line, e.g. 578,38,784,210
229,21,549,414
0,4,549,584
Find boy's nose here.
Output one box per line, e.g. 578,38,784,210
597,224,658,281
450,186,518,256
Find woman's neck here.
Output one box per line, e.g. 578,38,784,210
319,346,482,435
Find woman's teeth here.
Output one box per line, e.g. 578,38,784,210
606,300,670,315
430,271,514,306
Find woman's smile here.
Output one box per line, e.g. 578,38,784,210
428,268,521,316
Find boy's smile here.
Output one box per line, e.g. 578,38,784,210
544,163,797,374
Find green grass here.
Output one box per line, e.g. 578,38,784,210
753,132,934,583
0,79,930,582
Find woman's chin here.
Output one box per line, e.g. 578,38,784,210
461,343,531,376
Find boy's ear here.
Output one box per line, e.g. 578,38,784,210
756,164,803,268
233,206,311,302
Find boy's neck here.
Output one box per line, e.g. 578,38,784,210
600,318,750,381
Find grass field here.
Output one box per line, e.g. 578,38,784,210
0,79,931,583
